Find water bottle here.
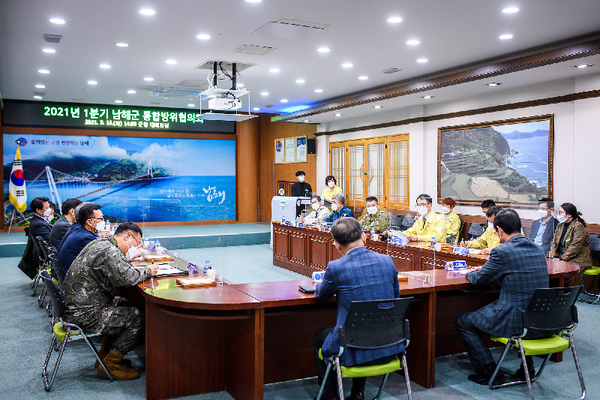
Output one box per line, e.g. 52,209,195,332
155,239,161,249
370,228,378,241
430,236,437,249
187,262,198,275
203,260,212,276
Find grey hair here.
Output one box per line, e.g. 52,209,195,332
74,202,94,221
332,193,345,205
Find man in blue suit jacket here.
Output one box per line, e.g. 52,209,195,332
314,217,401,400
456,209,549,385
528,198,558,255
58,203,104,273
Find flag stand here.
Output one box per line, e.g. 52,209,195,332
7,210,16,235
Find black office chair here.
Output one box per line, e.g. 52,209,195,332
39,270,113,391
488,287,585,399
467,223,486,240
389,214,404,231
578,234,600,304
30,235,46,297
316,298,413,400
457,220,466,244
399,215,416,231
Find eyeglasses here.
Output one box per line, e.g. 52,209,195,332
416,202,428,207
89,217,104,221
128,235,141,247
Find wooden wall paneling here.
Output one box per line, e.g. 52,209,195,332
236,118,260,222
273,225,290,263
308,234,329,271
289,229,308,273
258,114,317,222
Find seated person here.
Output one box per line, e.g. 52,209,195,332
291,170,312,197
323,193,354,223
480,199,496,228
299,195,330,225
58,203,105,273
440,197,461,244
62,222,158,381
321,175,343,204
402,193,446,243
48,201,57,224
57,202,95,252
313,217,401,400
528,198,558,255
463,205,502,253
455,209,549,385
28,196,53,242
358,196,389,233
49,198,82,250
552,203,592,284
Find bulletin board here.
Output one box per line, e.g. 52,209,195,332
274,135,307,164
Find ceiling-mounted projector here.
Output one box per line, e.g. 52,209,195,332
208,94,242,110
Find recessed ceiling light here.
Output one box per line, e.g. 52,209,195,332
246,0,262,2
87,80,98,85
373,105,383,109
317,47,330,53
269,68,280,73
280,99,288,103
166,59,177,65
314,88,323,93
574,63,594,69
358,75,368,80
127,90,136,94
422,95,435,99
261,91,269,96
35,84,46,89
499,34,513,40
417,58,428,63
387,16,403,23
334,113,342,117
196,34,211,40
33,95,43,99
144,77,154,81
487,82,501,87
187,103,195,107
296,79,305,84
38,69,50,74
115,42,129,47
139,8,155,15
502,7,519,14
49,18,65,24
114,100,123,104
303,120,310,123
99,64,111,69
406,39,420,46
253,107,260,111
342,62,353,68
42,48,56,54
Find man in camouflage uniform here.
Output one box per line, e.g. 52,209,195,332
62,221,158,380
358,196,390,233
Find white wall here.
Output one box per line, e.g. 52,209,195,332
316,74,600,223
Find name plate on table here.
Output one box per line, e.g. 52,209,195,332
445,260,467,270
176,277,217,288
312,271,325,282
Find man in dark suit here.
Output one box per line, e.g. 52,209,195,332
456,209,549,385
528,198,558,255
313,217,401,400
291,170,313,197
49,198,82,250
59,203,104,273
28,196,52,242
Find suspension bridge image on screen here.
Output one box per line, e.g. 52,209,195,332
3,133,236,223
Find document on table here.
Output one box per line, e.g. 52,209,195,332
135,263,187,277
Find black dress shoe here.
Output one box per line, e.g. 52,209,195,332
468,368,505,386
515,356,535,381
347,392,365,400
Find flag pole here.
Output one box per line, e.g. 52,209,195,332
7,210,16,235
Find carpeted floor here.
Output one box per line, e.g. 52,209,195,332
1,246,597,399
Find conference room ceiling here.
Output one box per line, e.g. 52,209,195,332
1,0,599,125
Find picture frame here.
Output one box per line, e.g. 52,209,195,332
437,114,554,206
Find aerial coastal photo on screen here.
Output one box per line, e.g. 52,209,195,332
3,133,236,222
439,118,551,204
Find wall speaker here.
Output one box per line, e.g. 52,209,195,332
307,138,316,154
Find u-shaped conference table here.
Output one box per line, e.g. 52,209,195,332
137,225,578,400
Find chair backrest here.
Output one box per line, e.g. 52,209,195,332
457,219,467,243
31,235,44,265
522,287,581,336
390,214,404,230
340,297,412,350
48,253,66,287
588,234,600,259
400,215,416,231
39,270,65,321
467,223,486,240
38,237,51,265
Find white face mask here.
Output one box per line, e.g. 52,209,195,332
416,205,428,216
311,203,319,210
537,209,549,218
557,215,567,223
328,181,335,188
441,206,451,214
367,206,377,215
96,220,106,232
43,208,52,217
125,237,138,261
331,203,339,211
297,176,305,183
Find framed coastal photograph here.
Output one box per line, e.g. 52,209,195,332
437,115,554,205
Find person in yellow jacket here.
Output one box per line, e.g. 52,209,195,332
403,194,447,243
440,197,461,244
462,205,502,254
321,175,343,203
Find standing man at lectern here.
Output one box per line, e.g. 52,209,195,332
313,217,401,400
291,170,312,197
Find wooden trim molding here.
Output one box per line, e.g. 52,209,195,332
317,89,600,137
274,32,600,123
